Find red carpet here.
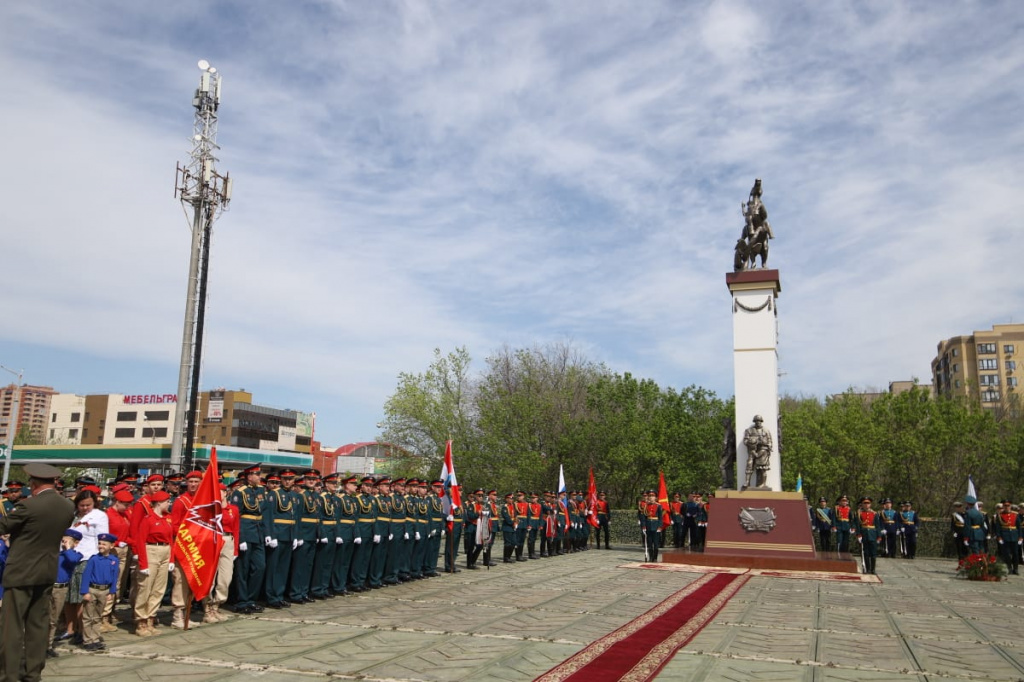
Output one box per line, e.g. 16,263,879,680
535,571,748,682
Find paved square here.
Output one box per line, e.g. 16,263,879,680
41,551,1024,681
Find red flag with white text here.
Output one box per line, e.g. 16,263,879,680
171,447,225,601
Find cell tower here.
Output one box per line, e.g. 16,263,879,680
171,60,232,471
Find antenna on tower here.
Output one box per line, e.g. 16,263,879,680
171,60,233,472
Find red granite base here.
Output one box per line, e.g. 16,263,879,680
660,547,859,573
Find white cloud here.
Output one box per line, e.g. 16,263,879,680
1,1,1022,444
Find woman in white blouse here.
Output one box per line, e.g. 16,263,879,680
62,489,109,643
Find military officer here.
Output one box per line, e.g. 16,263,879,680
368,477,393,588
348,476,376,591
527,492,543,559
878,498,898,558
950,501,968,559
311,473,341,599
263,473,295,608
407,479,429,579
539,492,554,557
330,475,358,594
384,478,408,585
287,470,323,603
640,490,662,561
482,489,500,567
854,496,879,574
898,501,919,559
463,489,482,569
513,491,529,561
994,498,1020,575
500,492,518,564
811,497,834,552
229,464,267,614
595,491,611,550
963,495,987,554
832,494,854,553
443,488,463,574
424,481,445,577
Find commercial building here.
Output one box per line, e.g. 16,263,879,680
1,384,57,444
932,323,1024,408
47,388,312,454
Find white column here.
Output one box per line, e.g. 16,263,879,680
727,271,781,491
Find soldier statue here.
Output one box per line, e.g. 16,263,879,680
742,414,772,489
733,178,775,272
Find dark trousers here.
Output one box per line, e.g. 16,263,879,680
264,543,291,604
685,519,699,548
444,525,462,570
836,528,851,553
236,543,266,608
818,528,832,552
349,530,373,587
860,538,877,573
672,522,684,548
312,540,337,596
288,540,315,600
331,540,354,592
0,583,54,682
999,540,1020,574
598,518,610,548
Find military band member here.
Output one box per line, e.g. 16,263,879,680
229,465,267,614
854,496,879,574
994,499,1021,575
833,495,854,553
878,498,898,558
898,501,919,559
811,497,834,552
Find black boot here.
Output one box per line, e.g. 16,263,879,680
515,545,527,562
528,539,537,559
503,545,514,564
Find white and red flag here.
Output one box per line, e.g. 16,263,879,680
171,447,225,601
439,440,462,528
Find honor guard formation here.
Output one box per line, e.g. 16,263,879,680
0,463,618,677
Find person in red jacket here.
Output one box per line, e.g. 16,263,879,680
169,470,204,629
204,484,238,623
132,490,172,636
101,489,134,631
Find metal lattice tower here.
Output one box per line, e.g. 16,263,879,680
171,60,232,471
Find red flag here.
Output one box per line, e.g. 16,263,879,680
586,468,600,528
171,447,225,602
658,471,671,529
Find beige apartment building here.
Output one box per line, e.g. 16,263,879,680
932,323,1024,408
1,384,57,444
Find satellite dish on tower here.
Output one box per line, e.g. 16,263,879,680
197,59,210,70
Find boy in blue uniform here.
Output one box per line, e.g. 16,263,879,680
49,529,83,657
80,533,119,651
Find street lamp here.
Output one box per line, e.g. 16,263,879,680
0,364,24,487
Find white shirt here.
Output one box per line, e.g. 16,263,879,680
72,508,109,560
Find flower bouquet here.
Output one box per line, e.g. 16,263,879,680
956,553,1007,581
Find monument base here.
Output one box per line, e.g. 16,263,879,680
662,489,859,574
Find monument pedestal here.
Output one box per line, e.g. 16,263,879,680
661,490,859,573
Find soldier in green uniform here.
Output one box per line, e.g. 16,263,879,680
263,473,295,608
527,492,543,559
288,470,322,603
832,494,854,553
640,490,662,561
348,476,376,591
463,489,481,569
330,475,358,595
229,464,268,614
963,495,987,554
397,478,416,581
854,496,879,574
424,481,445,577
311,473,340,599
500,492,518,564
384,478,407,585
407,479,428,579
878,498,897,558
1,481,24,515
369,477,392,588
443,490,463,573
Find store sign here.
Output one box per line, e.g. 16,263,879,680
123,394,177,405
207,390,225,423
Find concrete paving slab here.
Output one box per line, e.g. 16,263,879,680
36,549,1024,681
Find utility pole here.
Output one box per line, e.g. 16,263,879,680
171,60,232,472
0,365,23,487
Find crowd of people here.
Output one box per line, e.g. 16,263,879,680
0,463,615,678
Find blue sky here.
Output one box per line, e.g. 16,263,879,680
1,2,1022,447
